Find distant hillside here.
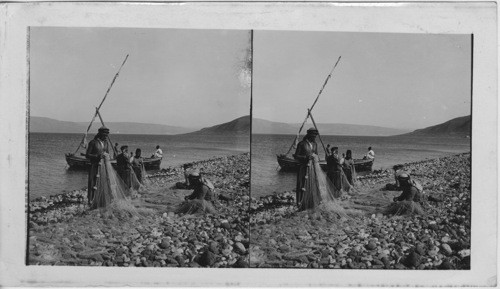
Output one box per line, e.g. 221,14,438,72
405,115,471,136
253,118,409,136
29,116,196,135
186,115,250,135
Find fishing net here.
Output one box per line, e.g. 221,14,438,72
383,200,424,216
92,156,138,218
300,156,347,218
175,199,217,215
345,162,357,186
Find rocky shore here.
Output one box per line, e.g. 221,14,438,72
28,153,250,268
250,153,471,270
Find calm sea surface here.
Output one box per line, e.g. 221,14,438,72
29,133,249,199
251,134,470,198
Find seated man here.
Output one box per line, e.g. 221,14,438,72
393,173,422,202
364,146,375,160
184,171,214,202
154,145,163,158
385,164,405,190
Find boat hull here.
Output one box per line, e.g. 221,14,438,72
277,155,373,172
65,154,162,170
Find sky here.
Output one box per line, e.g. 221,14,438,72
30,27,251,128
253,31,471,130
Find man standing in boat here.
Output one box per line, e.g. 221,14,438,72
293,128,319,209
85,126,110,206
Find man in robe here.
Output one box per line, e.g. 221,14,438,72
393,173,422,202
184,171,215,202
293,128,319,209
326,146,343,191
85,126,110,206
116,145,132,188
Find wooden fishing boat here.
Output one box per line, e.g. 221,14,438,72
276,154,373,172
65,153,162,170
64,54,162,171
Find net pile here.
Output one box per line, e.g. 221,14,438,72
92,157,139,218
175,199,217,215
383,200,424,216
300,156,347,218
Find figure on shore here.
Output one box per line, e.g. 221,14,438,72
113,143,119,158
153,145,163,158
326,146,343,193
384,173,425,216
364,146,375,160
131,148,144,184
292,128,319,209
85,126,110,206
116,145,132,188
176,171,216,214
386,164,405,190
342,149,356,186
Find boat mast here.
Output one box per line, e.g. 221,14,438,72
73,54,129,154
284,56,341,156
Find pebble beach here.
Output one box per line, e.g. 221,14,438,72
249,153,471,269
28,153,251,268
28,152,471,270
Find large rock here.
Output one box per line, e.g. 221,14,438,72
441,244,453,256
234,242,246,254
198,251,216,267
233,257,249,268
403,252,421,268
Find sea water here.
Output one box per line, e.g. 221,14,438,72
251,134,470,198
28,133,249,198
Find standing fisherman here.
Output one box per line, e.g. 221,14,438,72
116,145,132,188
326,146,343,191
293,128,319,209
131,148,144,184
85,126,110,206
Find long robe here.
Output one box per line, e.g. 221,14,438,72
85,137,109,205
131,156,144,183
343,158,356,186
116,153,132,188
293,139,318,208
326,153,342,191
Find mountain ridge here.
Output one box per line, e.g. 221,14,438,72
252,118,410,136
29,116,197,135
403,115,471,136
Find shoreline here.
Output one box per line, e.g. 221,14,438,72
250,152,471,269
27,152,471,269
28,153,251,267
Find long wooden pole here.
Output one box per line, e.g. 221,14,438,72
308,109,327,156
95,108,118,157
73,55,129,154
284,56,341,155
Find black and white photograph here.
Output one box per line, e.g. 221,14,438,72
27,27,251,268
250,31,472,269
0,1,497,287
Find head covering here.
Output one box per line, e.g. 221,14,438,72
306,127,319,136
397,173,410,181
393,164,404,170
98,126,110,134
188,170,201,179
